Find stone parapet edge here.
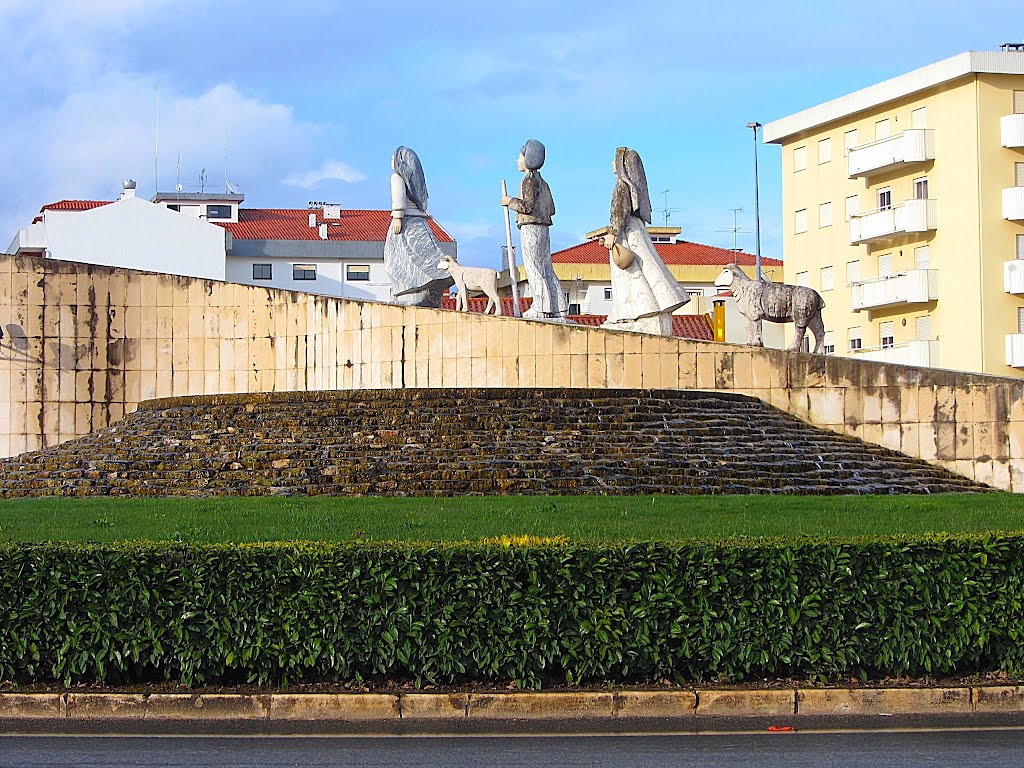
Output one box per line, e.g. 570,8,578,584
1,686,1021,721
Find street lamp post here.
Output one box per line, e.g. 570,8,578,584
746,121,763,281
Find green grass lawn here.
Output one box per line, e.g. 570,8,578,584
0,494,1021,544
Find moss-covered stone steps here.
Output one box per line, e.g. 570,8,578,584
0,388,983,497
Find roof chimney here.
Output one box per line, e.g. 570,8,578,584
308,212,317,228
318,223,328,240
119,179,137,201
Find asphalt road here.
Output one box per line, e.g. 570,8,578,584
2,731,1024,767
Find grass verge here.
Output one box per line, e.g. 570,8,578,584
0,493,1020,543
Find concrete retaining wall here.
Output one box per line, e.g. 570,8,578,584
3,253,1023,490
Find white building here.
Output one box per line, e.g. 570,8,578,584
7,182,228,281
7,185,458,301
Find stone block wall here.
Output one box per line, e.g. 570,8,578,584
3,254,1024,490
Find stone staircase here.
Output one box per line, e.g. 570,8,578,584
0,389,983,497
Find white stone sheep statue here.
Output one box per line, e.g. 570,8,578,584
714,263,826,353
436,255,503,316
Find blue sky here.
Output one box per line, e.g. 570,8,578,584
0,1,1018,266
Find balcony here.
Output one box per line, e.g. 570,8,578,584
849,199,937,244
847,129,935,178
1005,260,1024,294
1002,114,1024,148
850,269,938,311
1007,334,1024,367
851,340,938,367
1004,187,1024,220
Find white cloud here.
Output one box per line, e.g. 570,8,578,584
283,160,367,189
0,73,328,238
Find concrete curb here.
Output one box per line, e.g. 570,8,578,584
1,687,1022,723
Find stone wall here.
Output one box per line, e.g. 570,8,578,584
3,253,1024,491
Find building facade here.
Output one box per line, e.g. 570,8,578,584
764,47,1024,375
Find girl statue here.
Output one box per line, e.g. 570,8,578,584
384,146,455,307
500,139,568,320
599,147,689,335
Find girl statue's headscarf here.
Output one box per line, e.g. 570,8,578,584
613,147,653,225
392,146,429,213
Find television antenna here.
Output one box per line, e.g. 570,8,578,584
657,189,684,226
716,208,752,250
198,168,207,194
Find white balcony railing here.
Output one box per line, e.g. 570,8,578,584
1002,114,1024,148
1007,334,1024,367
847,129,935,178
850,269,938,311
849,199,937,244
851,340,939,367
1005,260,1024,294
1004,187,1024,221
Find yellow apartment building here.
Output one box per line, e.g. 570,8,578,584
763,47,1024,376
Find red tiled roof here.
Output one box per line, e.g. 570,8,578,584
552,239,782,267
439,297,714,341
221,209,454,243
41,200,112,212
34,201,453,244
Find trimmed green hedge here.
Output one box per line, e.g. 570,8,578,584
1,535,1023,688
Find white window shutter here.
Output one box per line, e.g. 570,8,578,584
916,316,932,341
915,246,930,269
878,254,893,277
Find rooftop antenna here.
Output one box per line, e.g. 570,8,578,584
657,189,683,227
716,208,752,250
199,168,207,194
153,85,160,195
176,153,182,192
224,129,239,194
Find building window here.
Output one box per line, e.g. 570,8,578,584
687,289,704,299
1016,162,1024,188
167,204,181,212
1014,90,1024,114
880,321,895,348
603,288,612,300
877,187,892,210
911,107,928,129
1017,234,1024,260
293,264,317,281
568,303,581,315
875,119,890,140
823,330,835,355
346,264,370,281
914,177,929,200
849,327,862,351
1019,307,1024,334
795,208,808,234
915,246,931,269
794,146,807,172
916,315,932,341
819,201,833,228
252,263,272,280
847,260,861,285
845,195,859,221
844,129,858,156
878,253,893,278
206,205,232,219
818,138,832,164
795,271,810,287
820,266,834,292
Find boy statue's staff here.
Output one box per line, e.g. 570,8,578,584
500,179,523,318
